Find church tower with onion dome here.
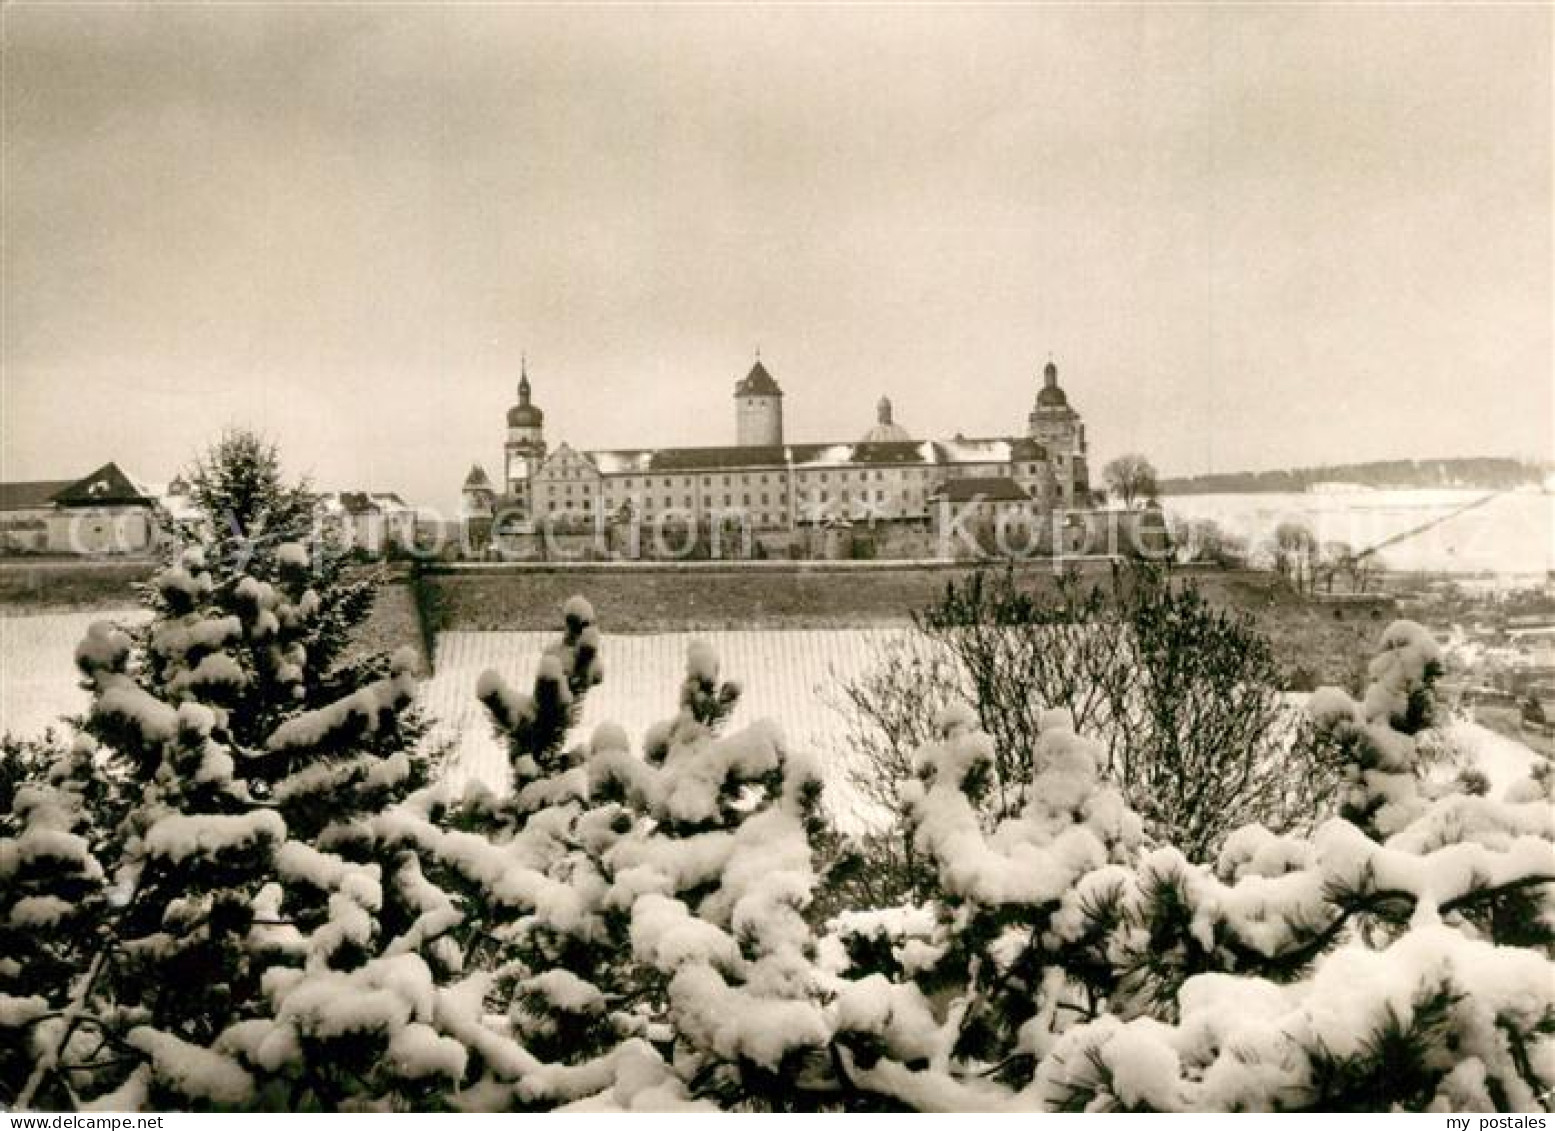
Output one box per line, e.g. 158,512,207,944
1027,358,1089,504
504,358,547,515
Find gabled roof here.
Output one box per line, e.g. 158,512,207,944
537,442,600,476
463,464,492,487
50,463,154,508
734,360,783,397
0,479,74,511
929,477,1032,503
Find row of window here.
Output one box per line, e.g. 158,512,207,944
534,481,1065,505
523,459,1064,489
542,501,788,528
538,465,1053,487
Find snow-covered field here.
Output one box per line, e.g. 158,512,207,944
0,608,147,739
422,628,897,799
1165,488,1552,576
5,611,1542,814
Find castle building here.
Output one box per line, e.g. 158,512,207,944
461,355,1090,543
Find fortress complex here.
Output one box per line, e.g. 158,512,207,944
460,356,1089,538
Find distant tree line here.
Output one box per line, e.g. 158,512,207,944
1158,457,1546,496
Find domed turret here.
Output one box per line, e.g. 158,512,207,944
861,394,912,444
1036,359,1069,408
504,357,547,502
507,367,544,428
1027,355,1087,507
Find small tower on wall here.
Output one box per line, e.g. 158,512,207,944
734,354,784,447
461,464,496,518
505,359,547,517
1027,358,1089,506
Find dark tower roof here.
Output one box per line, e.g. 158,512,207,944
735,359,783,397
463,463,492,488
1036,359,1070,408
507,360,544,428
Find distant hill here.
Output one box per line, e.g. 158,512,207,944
1159,458,1548,496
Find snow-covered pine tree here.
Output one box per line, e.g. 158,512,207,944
591,640,836,1109
1306,618,1446,839
0,430,458,1111
360,598,709,1111
823,705,1144,1107
820,619,1552,1112
23,545,446,1111
0,733,115,1106
397,629,834,1110
1025,619,1555,1112
150,429,380,711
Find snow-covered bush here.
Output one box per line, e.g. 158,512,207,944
823,619,1554,1112
884,564,1338,862
825,707,1143,1098
374,617,836,1110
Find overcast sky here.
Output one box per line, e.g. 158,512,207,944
3,4,1549,512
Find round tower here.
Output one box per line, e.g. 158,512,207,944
734,355,784,447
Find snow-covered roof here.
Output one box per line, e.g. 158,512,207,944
588,446,790,474
314,491,415,515
537,442,599,475
574,436,1041,476
789,443,862,468
590,449,656,476
930,477,1033,503
932,437,1012,464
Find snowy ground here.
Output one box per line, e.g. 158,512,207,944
422,629,900,804
1445,717,1545,797
0,608,147,739
2,612,1544,816
1165,488,1552,576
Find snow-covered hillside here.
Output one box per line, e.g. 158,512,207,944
1166,488,1552,576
